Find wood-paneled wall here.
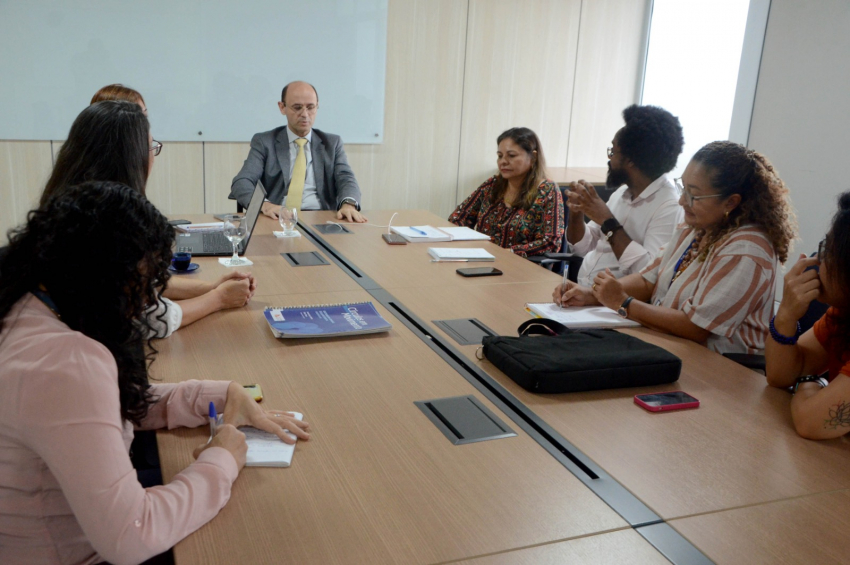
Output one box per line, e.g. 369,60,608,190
0,0,649,238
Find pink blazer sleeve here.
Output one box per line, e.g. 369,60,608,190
17,335,238,565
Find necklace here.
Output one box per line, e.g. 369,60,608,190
669,232,703,288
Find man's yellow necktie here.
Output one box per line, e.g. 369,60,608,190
287,138,308,211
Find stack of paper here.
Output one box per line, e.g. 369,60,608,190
526,302,640,329
174,222,223,233
439,227,492,241
428,247,496,262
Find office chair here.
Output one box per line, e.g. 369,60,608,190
527,182,616,282
723,252,829,373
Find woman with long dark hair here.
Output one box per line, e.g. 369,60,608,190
448,127,564,257
0,181,309,563
558,141,797,354
766,192,850,439
43,100,255,337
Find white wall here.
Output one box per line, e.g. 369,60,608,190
747,0,850,260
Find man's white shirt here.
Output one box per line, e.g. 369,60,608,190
572,173,683,287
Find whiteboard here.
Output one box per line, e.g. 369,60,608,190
0,0,387,143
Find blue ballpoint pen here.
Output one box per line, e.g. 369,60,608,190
208,401,218,444
410,226,428,236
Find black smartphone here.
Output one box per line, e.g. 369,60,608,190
382,233,408,245
457,267,503,277
168,219,191,226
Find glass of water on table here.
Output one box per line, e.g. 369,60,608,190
279,207,298,236
223,218,249,266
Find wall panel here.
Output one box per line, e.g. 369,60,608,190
345,0,468,218
456,0,581,203
0,141,53,237
567,0,650,168
145,142,204,215
204,142,251,214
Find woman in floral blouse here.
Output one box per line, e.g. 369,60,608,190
448,127,564,258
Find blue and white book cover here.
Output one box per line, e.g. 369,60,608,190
263,302,392,338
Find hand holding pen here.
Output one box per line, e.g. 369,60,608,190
194,403,248,470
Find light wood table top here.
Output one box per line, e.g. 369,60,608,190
454,528,669,565
669,490,850,565
298,210,561,289
387,281,850,523
549,166,608,185
152,288,628,564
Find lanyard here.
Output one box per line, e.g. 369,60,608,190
32,285,61,319
669,238,698,289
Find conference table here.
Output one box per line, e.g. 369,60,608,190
152,210,850,564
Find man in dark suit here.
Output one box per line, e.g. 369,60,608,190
230,81,367,222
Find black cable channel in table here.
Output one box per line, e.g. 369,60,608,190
296,220,712,564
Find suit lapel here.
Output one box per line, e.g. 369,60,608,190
274,128,291,189
311,132,326,202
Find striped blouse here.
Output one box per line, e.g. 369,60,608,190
640,224,778,354
448,176,564,258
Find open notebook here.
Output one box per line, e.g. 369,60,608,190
243,412,304,467
526,303,640,329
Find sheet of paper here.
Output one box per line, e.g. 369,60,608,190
428,247,495,260
439,226,492,241
243,412,303,467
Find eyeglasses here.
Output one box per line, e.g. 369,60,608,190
150,140,163,156
606,147,614,159
675,178,724,207
817,237,827,262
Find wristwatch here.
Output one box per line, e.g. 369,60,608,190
601,218,623,241
793,375,828,394
617,296,634,318
338,197,360,211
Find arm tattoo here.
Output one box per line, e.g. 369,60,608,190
823,400,850,429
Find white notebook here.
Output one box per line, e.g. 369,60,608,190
526,303,640,329
390,225,452,242
243,412,303,467
428,247,496,262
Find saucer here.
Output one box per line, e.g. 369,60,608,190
169,262,200,274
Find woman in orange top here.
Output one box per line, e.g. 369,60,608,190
766,191,850,439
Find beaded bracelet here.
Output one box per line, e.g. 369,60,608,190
769,315,801,345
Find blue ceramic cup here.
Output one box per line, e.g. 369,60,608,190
172,252,192,271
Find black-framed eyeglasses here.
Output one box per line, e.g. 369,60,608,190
150,140,163,156
675,178,724,207
817,237,827,262
606,147,614,159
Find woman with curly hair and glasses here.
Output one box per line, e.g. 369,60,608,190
559,141,797,354
448,127,563,258
766,192,850,439
0,181,309,564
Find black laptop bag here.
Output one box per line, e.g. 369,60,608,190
482,319,681,393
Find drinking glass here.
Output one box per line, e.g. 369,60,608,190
223,218,249,266
279,207,298,235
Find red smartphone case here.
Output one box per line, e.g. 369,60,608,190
634,391,699,412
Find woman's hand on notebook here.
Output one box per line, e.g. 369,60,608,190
552,280,599,307
223,382,311,445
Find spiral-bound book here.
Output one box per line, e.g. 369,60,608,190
263,302,392,338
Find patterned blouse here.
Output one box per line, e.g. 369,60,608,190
640,224,778,354
448,176,564,258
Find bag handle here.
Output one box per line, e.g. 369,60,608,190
517,318,573,337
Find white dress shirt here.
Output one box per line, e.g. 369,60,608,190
282,127,321,210
572,173,683,287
